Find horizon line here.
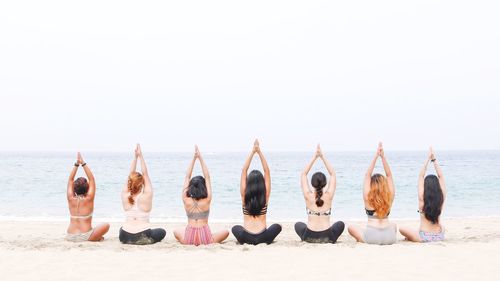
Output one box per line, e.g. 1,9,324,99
1,148,499,153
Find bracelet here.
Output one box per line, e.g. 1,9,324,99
431,159,436,162
82,163,87,167
74,163,80,167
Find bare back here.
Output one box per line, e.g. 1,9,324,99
67,195,94,234
304,191,334,231
121,189,153,233
184,197,211,227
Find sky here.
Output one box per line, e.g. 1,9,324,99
0,0,499,152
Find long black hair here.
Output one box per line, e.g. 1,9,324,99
187,176,208,200
311,172,327,207
244,170,267,217
423,175,444,224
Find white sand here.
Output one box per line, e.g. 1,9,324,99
1,218,499,281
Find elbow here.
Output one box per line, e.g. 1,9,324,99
264,166,271,174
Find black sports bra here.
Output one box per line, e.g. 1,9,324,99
365,208,390,219
243,204,268,216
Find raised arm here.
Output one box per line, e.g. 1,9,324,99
130,150,138,174
240,142,256,198
67,153,80,199
123,148,140,195
136,144,152,196
319,146,336,196
78,153,96,199
254,140,271,200
379,143,394,197
301,148,318,196
364,146,380,201
183,149,197,199
419,148,432,203
430,148,446,200
197,146,212,201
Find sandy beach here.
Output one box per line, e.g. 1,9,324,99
1,217,499,281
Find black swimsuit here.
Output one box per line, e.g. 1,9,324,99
232,204,281,245
242,204,268,216
294,221,345,243
232,224,282,245
119,227,166,245
365,208,390,219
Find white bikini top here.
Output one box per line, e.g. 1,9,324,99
125,193,150,222
70,195,93,220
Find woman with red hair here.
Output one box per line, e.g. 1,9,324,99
348,143,397,245
119,144,166,245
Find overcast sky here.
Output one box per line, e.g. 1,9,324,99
1,1,499,152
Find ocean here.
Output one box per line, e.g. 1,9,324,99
1,151,499,222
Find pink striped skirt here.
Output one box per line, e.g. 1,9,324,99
183,225,214,246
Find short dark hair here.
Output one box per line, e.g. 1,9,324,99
187,176,208,200
74,177,89,196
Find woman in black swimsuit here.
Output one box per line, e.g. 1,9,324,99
231,139,282,245
295,145,345,243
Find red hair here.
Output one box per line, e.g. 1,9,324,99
127,172,144,204
368,174,392,218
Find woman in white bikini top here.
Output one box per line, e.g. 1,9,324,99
66,152,110,242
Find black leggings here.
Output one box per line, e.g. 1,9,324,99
119,227,166,245
294,221,345,243
231,224,282,245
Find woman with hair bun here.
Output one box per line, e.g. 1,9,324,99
173,145,229,245
347,142,397,245
399,147,447,242
66,152,110,242
119,144,166,245
295,145,345,243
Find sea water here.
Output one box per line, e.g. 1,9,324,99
0,151,499,222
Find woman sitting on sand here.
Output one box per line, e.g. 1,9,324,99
232,140,282,245
348,143,397,245
294,145,345,243
399,147,446,242
66,152,110,242
173,146,230,246
119,144,166,245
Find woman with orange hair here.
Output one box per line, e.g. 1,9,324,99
119,144,166,245
348,143,397,245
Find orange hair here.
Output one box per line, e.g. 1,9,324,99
367,174,392,218
128,172,145,204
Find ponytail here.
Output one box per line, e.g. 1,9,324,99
311,172,327,207
315,189,324,207
127,172,145,205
